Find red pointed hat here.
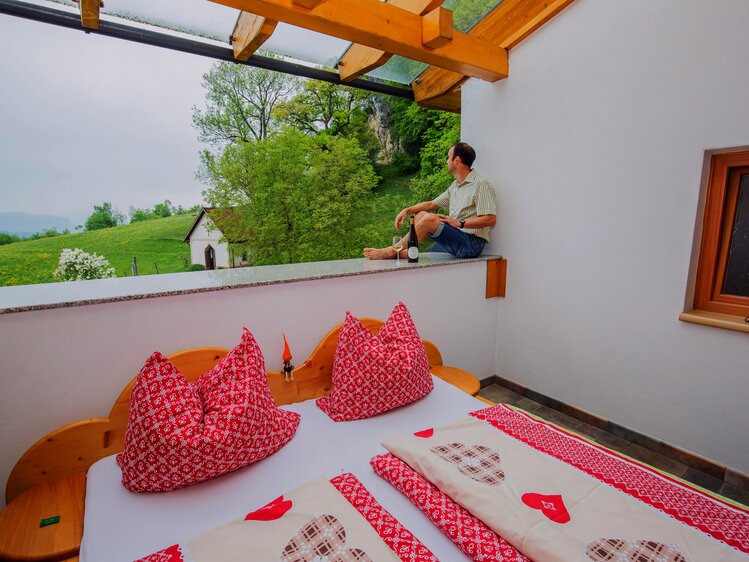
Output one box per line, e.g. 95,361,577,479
282,334,292,362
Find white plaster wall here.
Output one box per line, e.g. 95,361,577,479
464,0,749,472
189,215,231,267
0,262,496,506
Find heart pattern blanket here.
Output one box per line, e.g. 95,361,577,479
380,404,749,562
136,474,437,562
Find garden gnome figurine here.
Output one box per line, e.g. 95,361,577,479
282,334,294,382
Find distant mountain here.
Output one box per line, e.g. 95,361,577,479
0,212,73,236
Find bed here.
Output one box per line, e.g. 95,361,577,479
81,376,484,561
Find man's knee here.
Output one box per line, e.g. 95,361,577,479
415,212,439,227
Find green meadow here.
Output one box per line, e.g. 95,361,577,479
0,214,195,287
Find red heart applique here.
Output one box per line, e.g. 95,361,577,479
521,493,570,524
414,428,434,438
245,496,293,521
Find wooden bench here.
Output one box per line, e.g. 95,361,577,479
0,318,483,561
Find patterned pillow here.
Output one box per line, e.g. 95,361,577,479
317,302,433,421
117,329,300,492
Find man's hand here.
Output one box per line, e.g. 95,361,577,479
436,214,461,228
394,208,410,229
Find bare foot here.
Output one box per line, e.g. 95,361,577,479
363,246,396,260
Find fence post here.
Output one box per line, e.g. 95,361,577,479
131,256,138,276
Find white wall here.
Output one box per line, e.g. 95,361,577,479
464,0,749,472
189,214,231,267
0,262,496,505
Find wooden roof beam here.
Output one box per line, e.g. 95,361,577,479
338,0,444,82
79,0,100,30
209,0,508,82
231,12,278,61
413,0,575,103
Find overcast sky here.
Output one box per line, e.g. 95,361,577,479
0,13,216,225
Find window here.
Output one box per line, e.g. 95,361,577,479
692,150,749,320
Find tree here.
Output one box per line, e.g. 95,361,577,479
85,202,125,231
201,129,378,265
274,80,379,160
192,61,297,145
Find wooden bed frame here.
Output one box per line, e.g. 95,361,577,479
0,318,489,562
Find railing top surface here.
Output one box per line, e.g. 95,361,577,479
0,255,501,315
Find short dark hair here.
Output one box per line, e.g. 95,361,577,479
450,142,476,167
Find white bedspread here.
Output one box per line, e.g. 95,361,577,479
80,377,484,562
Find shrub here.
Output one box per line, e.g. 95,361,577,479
187,264,206,272
54,248,116,281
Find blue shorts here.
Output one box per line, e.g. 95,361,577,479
427,221,486,259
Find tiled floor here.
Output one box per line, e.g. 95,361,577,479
478,384,749,507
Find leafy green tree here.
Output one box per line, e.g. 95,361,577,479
129,207,154,223
152,200,173,218
192,61,297,145
274,80,380,160
201,129,378,265
85,202,125,231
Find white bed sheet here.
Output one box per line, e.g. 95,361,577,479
80,377,485,562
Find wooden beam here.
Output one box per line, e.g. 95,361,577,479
413,0,575,102
338,0,444,81
292,0,326,8
210,0,508,81
79,0,100,30
417,88,461,112
422,7,453,49
231,12,278,61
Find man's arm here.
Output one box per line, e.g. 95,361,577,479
435,214,497,229
394,201,440,229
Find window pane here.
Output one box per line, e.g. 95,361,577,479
723,173,749,297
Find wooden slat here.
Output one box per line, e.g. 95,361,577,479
232,12,278,61
210,0,508,81
422,7,453,49
338,0,445,81
413,0,575,103
486,257,507,298
79,0,100,30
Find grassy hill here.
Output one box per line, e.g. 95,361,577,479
0,214,195,287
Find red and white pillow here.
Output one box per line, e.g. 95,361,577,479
117,329,300,492
317,302,433,421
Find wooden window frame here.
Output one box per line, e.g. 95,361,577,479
693,150,749,318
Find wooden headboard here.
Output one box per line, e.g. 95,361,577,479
6,318,444,503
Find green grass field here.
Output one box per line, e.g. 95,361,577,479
0,214,195,287
0,166,421,287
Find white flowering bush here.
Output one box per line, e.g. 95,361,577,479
54,248,116,281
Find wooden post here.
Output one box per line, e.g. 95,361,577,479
131,257,138,276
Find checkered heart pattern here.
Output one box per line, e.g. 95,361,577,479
430,443,505,486
585,538,686,562
317,302,433,421
370,453,529,562
137,473,436,562
471,404,749,554
280,514,373,562
117,328,300,492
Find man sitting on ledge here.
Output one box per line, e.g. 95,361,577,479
364,142,497,260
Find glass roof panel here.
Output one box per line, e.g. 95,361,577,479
260,23,351,69
368,55,427,85
101,0,239,43
444,0,502,33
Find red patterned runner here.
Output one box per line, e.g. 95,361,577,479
137,473,436,562
471,404,749,554
371,453,530,562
